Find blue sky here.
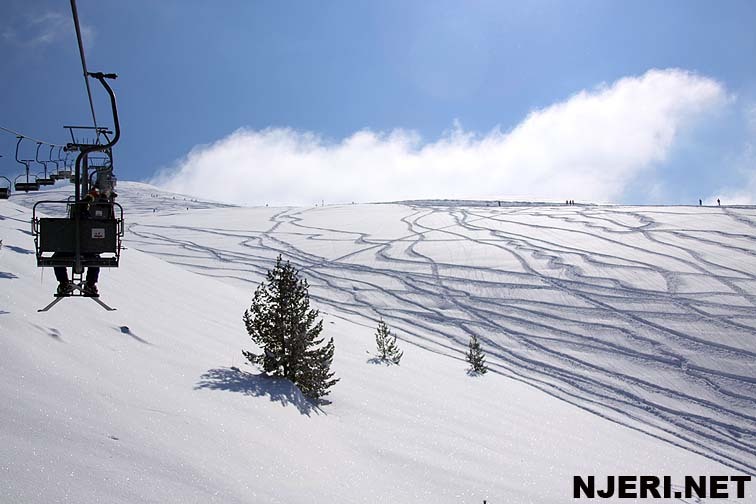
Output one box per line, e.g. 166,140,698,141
1,0,755,204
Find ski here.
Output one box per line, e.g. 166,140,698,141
37,297,65,312
90,297,116,311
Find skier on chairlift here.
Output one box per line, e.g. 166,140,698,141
54,187,105,297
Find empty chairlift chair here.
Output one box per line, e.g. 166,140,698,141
14,137,40,192
0,155,10,198
14,173,40,192
35,142,55,186
59,152,73,180
0,176,11,199
50,147,65,181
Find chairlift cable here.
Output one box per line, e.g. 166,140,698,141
0,125,66,148
70,0,99,134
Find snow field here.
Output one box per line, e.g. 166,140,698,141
2,184,754,502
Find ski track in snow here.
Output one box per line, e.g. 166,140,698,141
11,184,756,475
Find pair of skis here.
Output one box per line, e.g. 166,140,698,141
38,284,116,312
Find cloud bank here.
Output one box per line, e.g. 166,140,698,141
152,69,727,206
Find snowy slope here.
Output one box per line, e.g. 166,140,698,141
2,182,754,503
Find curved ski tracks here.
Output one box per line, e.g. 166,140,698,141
126,203,756,474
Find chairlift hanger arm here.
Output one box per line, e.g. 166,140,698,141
34,142,48,172
14,138,34,172
15,137,24,165
51,146,60,171
87,73,120,147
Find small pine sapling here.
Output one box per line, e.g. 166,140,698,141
466,334,488,375
374,318,403,364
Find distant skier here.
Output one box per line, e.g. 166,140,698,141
717,198,721,206
699,199,702,206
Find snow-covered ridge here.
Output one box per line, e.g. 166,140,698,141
2,182,754,502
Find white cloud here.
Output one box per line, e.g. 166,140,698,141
2,11,95,49
152,69,727,206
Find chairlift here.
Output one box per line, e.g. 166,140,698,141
88,152,117,195
14,137,40,192
0,176,11,199
58,151,73,179
32,72,124,284
0,155,9,198
34,142,55,186
50,147,65,181
14,173,40,192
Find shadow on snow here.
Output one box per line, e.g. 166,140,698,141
194,366,322,416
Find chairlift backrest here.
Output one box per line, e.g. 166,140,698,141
15,173,40,192
90,202,113,219
15,182,40,192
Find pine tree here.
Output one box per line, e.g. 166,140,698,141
242,255,338,400
466,334,488,375
374,318,403,364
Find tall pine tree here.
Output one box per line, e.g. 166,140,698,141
466,334,488,375
374,318,403,364
242,255,338,400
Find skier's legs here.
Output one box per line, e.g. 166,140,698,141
54,267,69,283
86,267,100,285
52,252,71,284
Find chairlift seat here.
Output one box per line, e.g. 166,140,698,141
38,178,55,186
0,188,9,199
37,254,119,268
15,182,40,192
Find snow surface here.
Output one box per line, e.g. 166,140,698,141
2,181,754,503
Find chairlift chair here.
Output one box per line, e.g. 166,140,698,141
58,151,73,179
0,176,11,199
37,174,55,186
0,155,9,198
49,147,64,181
34,142,55,186
15,173,40,192
14,137,40,192
32,72,123,277
89,155,117,195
